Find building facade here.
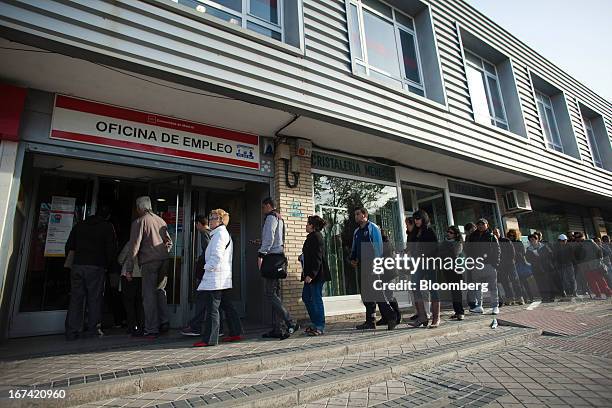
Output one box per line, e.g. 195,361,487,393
0,0,610,338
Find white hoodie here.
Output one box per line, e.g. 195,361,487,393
198,224,233,291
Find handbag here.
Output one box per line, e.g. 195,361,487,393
260,253,288,279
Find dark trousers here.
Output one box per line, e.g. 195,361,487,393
558,264,577,297
141,261,169,334
532,267,554,301
498,264,525,302
364,300,396,323
122,276,144,333
106,275,125,326
67,265,106,335
302,281,325,331
190,290,223,333
443,269,464,315
201,289,242,345
518,275,536,302
264,277,293,333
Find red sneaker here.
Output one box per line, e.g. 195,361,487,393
222,335,242,343
192,341,212,347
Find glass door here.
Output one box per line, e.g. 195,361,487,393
11,170,94,337
149,177,187,327
188,188,245,317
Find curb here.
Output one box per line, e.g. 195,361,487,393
180,328,541,408
5,317,502,408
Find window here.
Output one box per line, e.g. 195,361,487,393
535,90,564,153
464,50,508,130
347,0,425,96
583,117,603,168
177,0,283,41
578,101,612,171
313,174,402,297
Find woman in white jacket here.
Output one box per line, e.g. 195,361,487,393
193,209,243,347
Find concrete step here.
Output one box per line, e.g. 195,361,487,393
2,314,511,408
83,326,541,408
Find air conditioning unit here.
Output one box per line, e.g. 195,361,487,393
504,190,532,213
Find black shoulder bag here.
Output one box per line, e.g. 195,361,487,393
260,213,288,279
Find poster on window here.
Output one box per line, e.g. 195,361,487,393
44,196,76,257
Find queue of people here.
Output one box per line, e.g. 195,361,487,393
350,207,612,331
64,196,612,343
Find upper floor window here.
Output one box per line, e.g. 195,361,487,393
457,24,527,137
529,71,580,159
347,0,425,96
464,50,508,130
583,117,603,168
535,90,564,153
578,101,611,171
176,0,285,42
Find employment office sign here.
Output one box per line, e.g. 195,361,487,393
50,95,259,169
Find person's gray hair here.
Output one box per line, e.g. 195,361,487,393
136,196,152,212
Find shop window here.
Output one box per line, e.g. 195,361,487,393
530,71,580,159
577,101,612,171
448,180,496,201
346,0,446,104
313,174,402,297
19,174,93,313
450,196,499,233
169,0,302,48
457,25,527,137
401,183,449,240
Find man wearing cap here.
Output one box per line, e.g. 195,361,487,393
552,234,576,300
468,218,501,314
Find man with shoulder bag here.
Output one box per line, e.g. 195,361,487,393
258,197,299,339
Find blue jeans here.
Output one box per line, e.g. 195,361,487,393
302,281,325,331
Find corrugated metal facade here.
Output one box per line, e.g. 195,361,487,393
0,0,610,196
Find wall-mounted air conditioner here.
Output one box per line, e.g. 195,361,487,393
504,190,532,213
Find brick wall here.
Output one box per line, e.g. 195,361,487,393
273,140,314,320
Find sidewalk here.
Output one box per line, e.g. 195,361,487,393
0,299,609,408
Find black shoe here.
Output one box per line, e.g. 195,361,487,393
279,331,291,340
287,322,300,335
356,321,376,330
262,331,283,339
408,314,418,321
159,322,170,334
376,318,387,326
387,319,397,331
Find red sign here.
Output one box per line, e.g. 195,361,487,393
50,95,260,170
0,84,27,142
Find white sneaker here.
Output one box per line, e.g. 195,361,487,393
595,295,607,300
470,306,484,314
491,306,500,315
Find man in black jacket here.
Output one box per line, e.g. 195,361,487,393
553,234,577,299
65,205,117,340
468,219,501,315
494,228,525,305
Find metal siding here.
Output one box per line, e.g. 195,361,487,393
0,0,611,196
